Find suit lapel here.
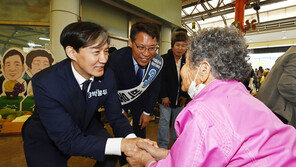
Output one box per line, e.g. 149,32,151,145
169,51,179,85
180,54,186,84
62,59,86,127
83,79,102,130
128,49,138,84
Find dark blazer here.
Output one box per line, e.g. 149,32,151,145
158,49,188,108
257,46,296,127
108,47,161,115
22,58,133,164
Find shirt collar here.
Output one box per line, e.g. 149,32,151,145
132,56,141,74
132,56,138,67
71,62,94,87
176,57,182,65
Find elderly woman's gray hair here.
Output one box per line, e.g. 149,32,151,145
189,26,251,82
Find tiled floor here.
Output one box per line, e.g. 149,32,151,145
0,119,161,167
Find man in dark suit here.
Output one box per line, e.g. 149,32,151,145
22,21,140,167
108,21,162,138
157,31,189,149
257,46,296,127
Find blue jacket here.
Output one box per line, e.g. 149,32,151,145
22,58,133,162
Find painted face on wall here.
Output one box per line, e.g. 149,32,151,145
29,56,50,76
72,41,109,79
172,41,187,58
3,54,25,81
131,32,158,67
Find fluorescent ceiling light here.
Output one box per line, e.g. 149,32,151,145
28,42,42,47
39,37,50,41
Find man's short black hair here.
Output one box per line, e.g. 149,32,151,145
60,21,109,53
3,49,24,65
130,20,160,42
26,49,54,68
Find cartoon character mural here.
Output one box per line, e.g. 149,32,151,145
0,48,27,112
0,58,3,94
0,48,54,113
1,48,27,99
20,48,54,112
25,49,54,96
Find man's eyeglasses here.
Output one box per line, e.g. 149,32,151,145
134,42,159,53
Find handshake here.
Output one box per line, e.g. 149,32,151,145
121,138,169,167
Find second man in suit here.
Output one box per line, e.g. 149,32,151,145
108,21,162,138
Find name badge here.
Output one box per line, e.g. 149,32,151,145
88,89,107,98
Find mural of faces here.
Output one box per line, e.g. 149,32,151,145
26,49,54,76
2,49,25,81
31,57,50,75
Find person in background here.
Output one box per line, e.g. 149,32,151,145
256,66,264,90
253,68,258,92
175,27,188,34
242,68,255,94
124,27,296,167
108,20,162,138
22,21,141,167
108,47,117,54
157,31,189,149
259,69,269,84
257,46,296,127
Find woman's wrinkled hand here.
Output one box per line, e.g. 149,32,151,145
136,140,169,161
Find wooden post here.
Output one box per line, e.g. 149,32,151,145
234,0,247,31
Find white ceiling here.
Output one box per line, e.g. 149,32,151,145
182,0,296,47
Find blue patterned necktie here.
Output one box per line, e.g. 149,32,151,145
136,67,145,84
82,80,91,99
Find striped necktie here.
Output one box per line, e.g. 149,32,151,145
136,67,145,84
82,80,91,99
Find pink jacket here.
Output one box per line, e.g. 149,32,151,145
153,79,296,167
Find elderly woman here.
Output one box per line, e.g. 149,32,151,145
125,27,296,167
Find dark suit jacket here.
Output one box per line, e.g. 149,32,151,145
158,49,188,108
22,58,133,162
108,47,161,115
257,46,296,127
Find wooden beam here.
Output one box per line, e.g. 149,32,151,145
0,21,49,26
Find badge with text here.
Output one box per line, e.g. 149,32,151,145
88,89,107,98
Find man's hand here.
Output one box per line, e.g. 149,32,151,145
121,138,142,154
161,97,170,108
178,96,187,107
141,139,159,148
125,139,158,167
139,113,150,130
136,140,169,161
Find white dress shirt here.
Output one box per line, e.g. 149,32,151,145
175,58,182,105
71,63,136,156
